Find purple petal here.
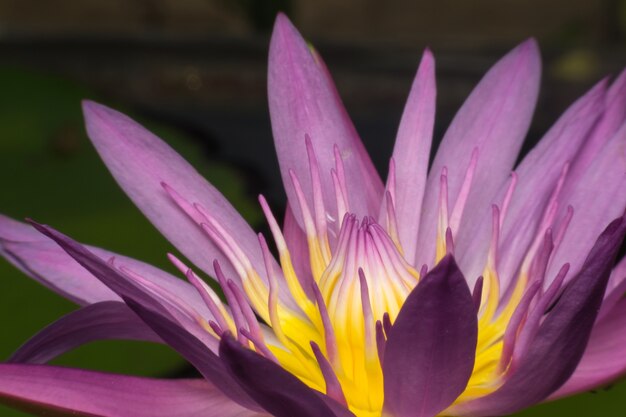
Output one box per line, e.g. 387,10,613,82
450,217,626,416
82,100,274,294
546,121,626,282
128,301,262,411
550,299,626,400
550,297,626,399
568,69,626,179
219,334,353,417
0,364,257,417
601,256,626,317
464,79,608,288
0,214,116,305
382,255,477,417
386,49,436,262
9,301,161,364
0,215,213,319
417,39,541,271
27,222,261,410
268,14,383,228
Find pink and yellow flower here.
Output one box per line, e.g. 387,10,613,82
1,14,625,417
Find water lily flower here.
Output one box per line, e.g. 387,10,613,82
1,13,626,417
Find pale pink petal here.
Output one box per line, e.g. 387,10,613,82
417,39,541,271
82,101,275,292
268,14,383,230
386,49,436,262
568,69,626,180
463,80,608,287
547,121,626,282
0,215,214,319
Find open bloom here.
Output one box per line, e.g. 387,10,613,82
1,13,626,417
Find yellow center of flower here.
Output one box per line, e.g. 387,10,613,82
166,149,564,417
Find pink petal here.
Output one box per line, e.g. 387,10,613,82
268,14,383,229
82,101,274,292
417,39,541,271
0,364,259,417
547,121,626,282
386,49,436,262
568,69,626,180
0,214,120,305
0,215,213,319
468,79,608,288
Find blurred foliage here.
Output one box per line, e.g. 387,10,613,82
0,68,259,416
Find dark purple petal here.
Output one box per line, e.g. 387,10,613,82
0,364,258,417
382,255,477,417
29,222,261,411
550,297,626,399
9,301,161,364
219,334,354,417
450,217,626,416
127,301,262,412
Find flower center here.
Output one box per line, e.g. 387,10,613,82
157,141,572,417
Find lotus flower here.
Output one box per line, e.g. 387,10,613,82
1,13,625,417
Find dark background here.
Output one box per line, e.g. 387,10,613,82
0,1,625,416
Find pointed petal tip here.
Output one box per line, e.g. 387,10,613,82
81,99,108,119
418,47,435,72
271,12,299,45
0,215,37,242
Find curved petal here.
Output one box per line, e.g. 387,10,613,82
385,49,436,262
450,217,626,416
382,255,477,417
462,79,608,288
568,69,626,179
0,364,258,417
29,222,262,411
0,214,116,305
82,101,275,294
9,301,161,364
268,14,383,229
0,215,213,318
219,334,353,417
601,255,626,317
417,39,541,271
550,297,626,399
547,121,626,281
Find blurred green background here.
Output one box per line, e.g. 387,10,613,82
0,1,625,416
